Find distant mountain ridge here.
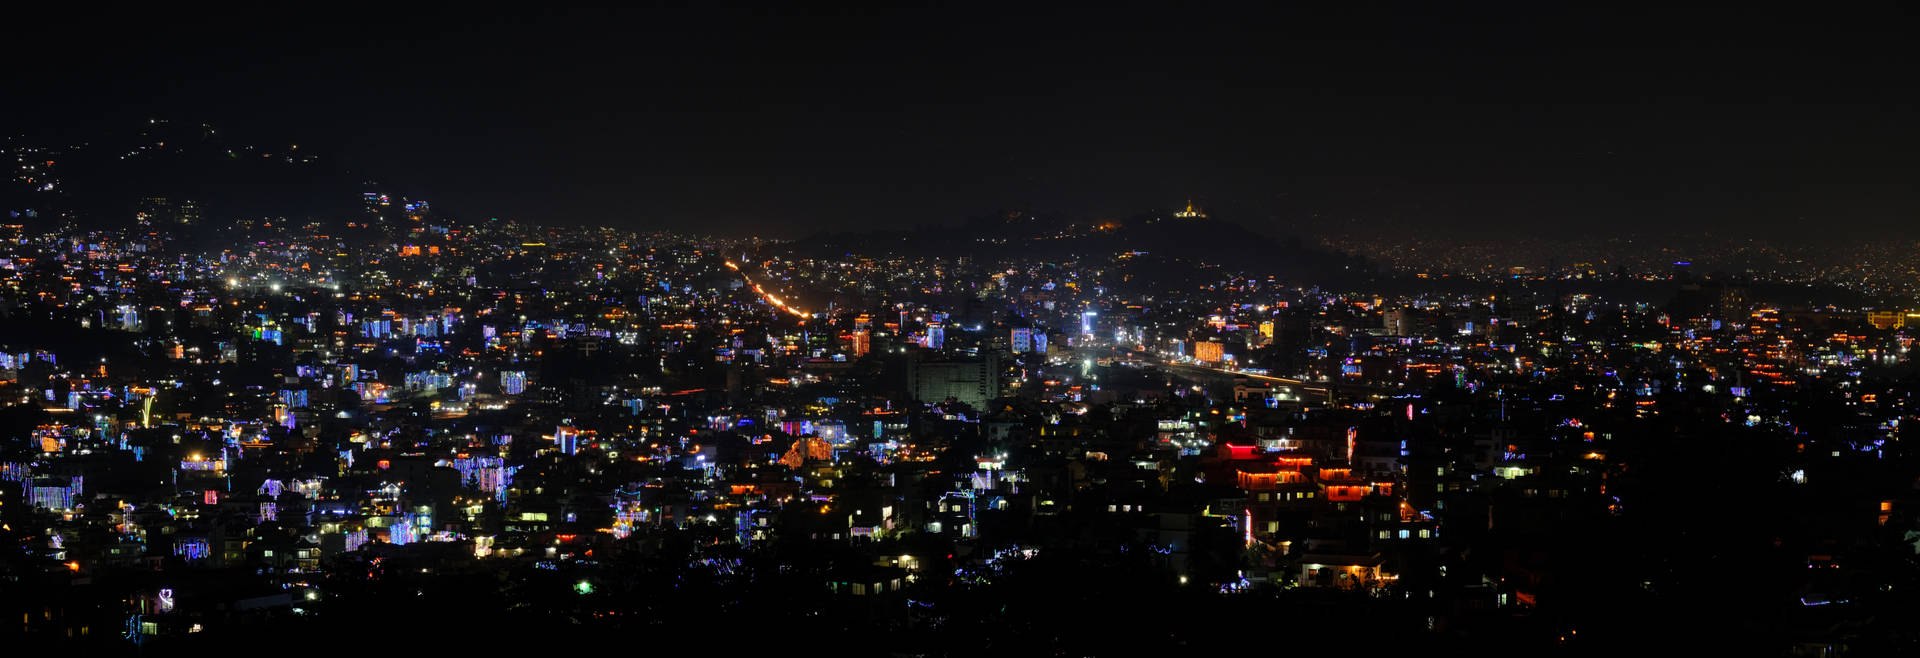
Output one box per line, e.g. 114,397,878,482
1,118,387,230
779,210,1375,287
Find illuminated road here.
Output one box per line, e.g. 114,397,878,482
1155,359,1329,394
1102,347,1380,398
725,260,811,319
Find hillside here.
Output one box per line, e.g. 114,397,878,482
778,210,1375,287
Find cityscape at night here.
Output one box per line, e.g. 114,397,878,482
6,5,1920,655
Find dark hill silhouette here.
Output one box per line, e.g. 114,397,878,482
779,210,1374,287
2,118,396,230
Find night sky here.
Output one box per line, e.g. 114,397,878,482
7,3,1918,239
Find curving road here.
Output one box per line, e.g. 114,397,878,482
726,259,812,319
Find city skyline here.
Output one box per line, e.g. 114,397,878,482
6,5,1920,654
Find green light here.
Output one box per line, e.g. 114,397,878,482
575,580,593,595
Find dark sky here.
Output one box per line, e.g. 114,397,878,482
7,3,1918,239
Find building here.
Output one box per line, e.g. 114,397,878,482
1867,310,1920,330
908,355,1000,408
28,478,78,511
1383,308,1433,337
1173,199,1207,219
501,370,528,395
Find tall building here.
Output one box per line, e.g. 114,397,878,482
1383,309,1432,337
1010,328,1033,353
1719,285,1751,318
117,304,144,332
1195,341,1224,364
908,355,1000,408
501,370,528,395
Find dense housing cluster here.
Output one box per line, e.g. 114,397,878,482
3,200,1918,654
